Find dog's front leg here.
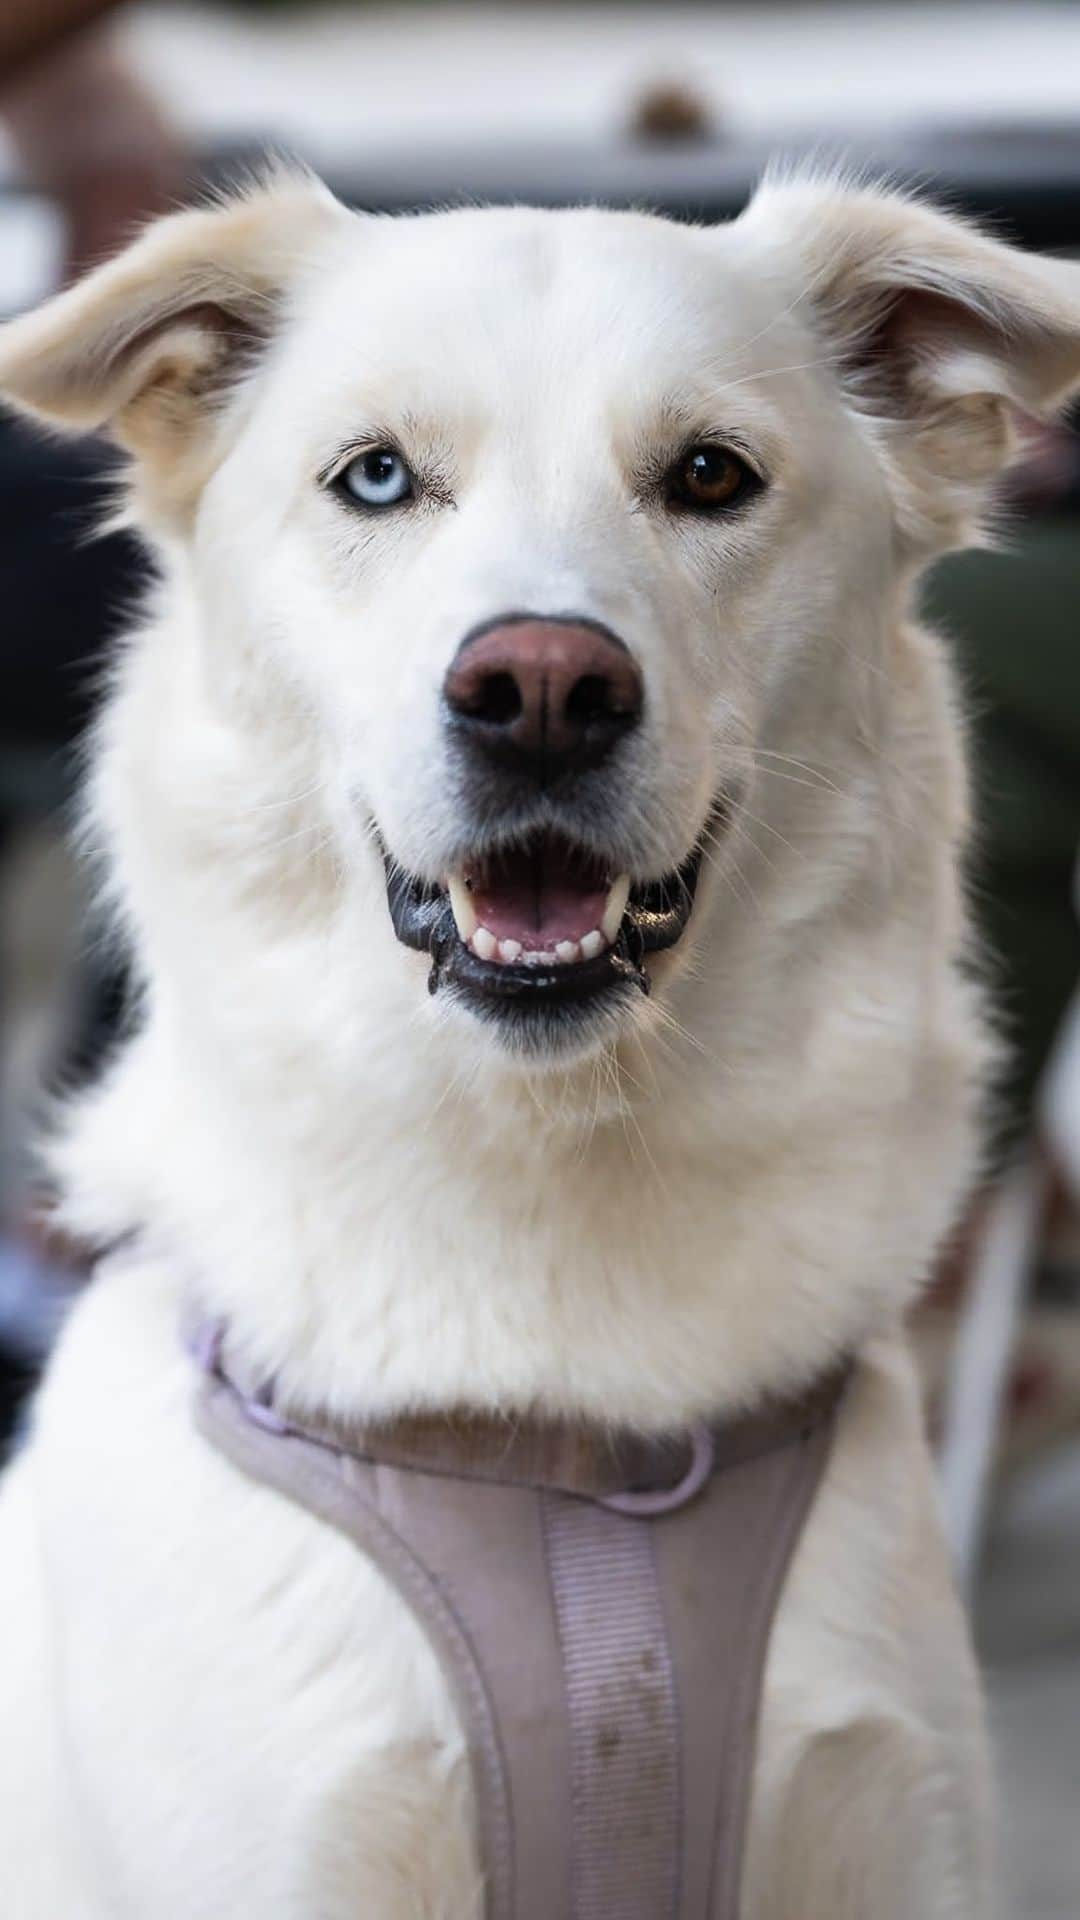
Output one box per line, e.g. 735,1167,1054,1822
278,1746,483,1920
742,1345,992,1920
742,1708,991,1919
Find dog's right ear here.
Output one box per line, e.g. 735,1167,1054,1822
0,172,348,495
738,171,1080,549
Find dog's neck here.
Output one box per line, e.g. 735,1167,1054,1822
57,886,980,1431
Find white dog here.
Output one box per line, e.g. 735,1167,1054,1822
1,165,1078,1919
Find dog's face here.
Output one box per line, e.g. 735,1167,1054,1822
200,204,890,1059
4,175,1080,1071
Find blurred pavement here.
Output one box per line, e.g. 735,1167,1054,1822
981,1442,1080,1919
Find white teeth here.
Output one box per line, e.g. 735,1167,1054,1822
447,874,477,942
601,874,631,944
469,928,606,967
461,917,612,969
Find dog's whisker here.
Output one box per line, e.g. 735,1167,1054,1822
265,822,338,860
730,760,847,802
727,810,804,869
726,747,846,797
712,350,851,394
705,239,862,373
700,819,776,880
230,777,328,818
646,1000,735,1078
706,841,763,917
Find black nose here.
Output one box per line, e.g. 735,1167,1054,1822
443,616,643,779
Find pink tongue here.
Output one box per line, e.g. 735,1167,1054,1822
470,879,609,949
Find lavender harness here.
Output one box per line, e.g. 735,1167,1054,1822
194,1326,845,1920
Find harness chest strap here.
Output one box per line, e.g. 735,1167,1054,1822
193,1331,846,1920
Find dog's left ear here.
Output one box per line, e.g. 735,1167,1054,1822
0,171,349,510
740,174,1080,545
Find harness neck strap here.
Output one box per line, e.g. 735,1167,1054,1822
192,1315,845,1512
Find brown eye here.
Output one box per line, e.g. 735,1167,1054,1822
667,445,760,513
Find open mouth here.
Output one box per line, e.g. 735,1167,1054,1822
384,825,710,1018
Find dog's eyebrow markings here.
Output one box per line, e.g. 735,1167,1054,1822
317,415,454,476
656,380,790,463
399,407,443,443
635,401,772,489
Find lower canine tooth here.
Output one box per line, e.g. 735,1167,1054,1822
555,940,580,963
601,874,631,943
472,927,497,961
498,939,523,963
447,875,478,941
580,929,605,961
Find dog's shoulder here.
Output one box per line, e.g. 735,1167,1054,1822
5,1252,477,1915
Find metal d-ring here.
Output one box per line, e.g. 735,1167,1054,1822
598,1423,716,1516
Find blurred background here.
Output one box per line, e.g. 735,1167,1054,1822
0,3,1078,1912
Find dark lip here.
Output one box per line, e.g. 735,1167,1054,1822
382,814,718,1012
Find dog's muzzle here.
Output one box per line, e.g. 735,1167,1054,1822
381,613,723,1034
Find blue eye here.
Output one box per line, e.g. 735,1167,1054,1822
338,447,414,509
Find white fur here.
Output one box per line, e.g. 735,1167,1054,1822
3,168,1080,1916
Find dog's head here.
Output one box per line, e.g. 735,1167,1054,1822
4,171,1080,1073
